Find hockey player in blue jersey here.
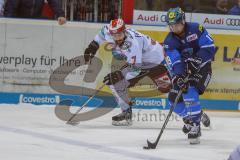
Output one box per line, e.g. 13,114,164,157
164,7,215,144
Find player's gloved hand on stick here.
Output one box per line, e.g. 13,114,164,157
103,70,124,85
84,40,99,64
84,49,95,63
185,57,202,73
172,74,188,92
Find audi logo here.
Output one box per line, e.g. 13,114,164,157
226,18,240,26
161,15,167,22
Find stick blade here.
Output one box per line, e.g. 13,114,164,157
143,140,157,150
66,121,79,126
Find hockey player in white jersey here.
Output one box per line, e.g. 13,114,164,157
84,18,171,125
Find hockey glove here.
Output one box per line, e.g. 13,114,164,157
103,70,124,85
172,75,188,92
84,40,99,64
185,57,202,74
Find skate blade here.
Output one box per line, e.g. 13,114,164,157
66,121,79,126
112,120,132,126
189,137,200,145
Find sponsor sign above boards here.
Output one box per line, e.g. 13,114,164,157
133,10,240,30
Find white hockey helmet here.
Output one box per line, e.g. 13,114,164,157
109,18,126,34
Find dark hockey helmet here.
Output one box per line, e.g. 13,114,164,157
166,7,185,25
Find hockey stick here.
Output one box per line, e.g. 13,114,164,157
66,66,150,125
66,82,106,125
65,66,130,125
143,88,183,149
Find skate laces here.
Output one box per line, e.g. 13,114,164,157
184,123,191,130
189,123,200,134
183,118,191,130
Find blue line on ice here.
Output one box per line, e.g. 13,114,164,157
0,125,171,160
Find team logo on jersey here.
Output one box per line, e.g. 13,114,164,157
186,34,198,42
121,41,132,50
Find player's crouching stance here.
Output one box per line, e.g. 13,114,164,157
164,7,215,144
84,18,171,126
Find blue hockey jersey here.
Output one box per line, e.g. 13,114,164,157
164,22,215,75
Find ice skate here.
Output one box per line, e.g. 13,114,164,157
182,110,210,134
188,123,201,144
182,118,192,134
112,107,132,126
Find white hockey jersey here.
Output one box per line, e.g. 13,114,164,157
94,25,165,68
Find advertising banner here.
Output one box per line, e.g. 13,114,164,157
0,19,100,91
0,18,240,110
133,10,167,26
191,13,240,30
133,10,240,30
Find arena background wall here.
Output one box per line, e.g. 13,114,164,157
0,18,239,111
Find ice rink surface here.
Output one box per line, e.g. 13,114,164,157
0,104,239,160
